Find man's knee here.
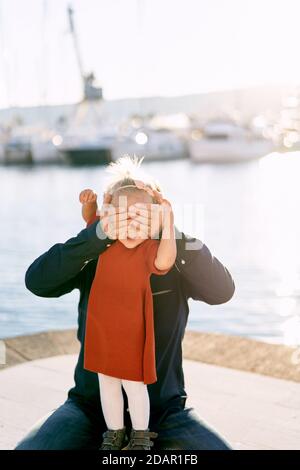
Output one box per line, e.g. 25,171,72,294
14,399,102,450
14,408,58,450
155,406,233,451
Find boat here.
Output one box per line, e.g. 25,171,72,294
273,89,300,151
3,126,61,165
188,116,275,164
56,100,116,166
4,129,33,165
111,116,188,162
0,127,7,163
30,128,62,164
0,144,4,164
57,134,113,165
56,7,115,166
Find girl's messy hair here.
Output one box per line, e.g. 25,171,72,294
103,154,163,202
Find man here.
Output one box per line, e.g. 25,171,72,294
15,203,235,450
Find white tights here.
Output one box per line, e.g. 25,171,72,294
98,373,150,431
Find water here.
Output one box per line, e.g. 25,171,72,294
1,153,300,346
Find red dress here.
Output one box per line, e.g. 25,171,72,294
84,218,170,385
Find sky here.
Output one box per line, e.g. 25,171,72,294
1,0,300,108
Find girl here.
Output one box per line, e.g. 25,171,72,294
79,155,177,450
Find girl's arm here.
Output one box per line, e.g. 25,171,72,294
153,195,177,271
79,189,98,225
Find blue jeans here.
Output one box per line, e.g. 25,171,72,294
14,397,232,450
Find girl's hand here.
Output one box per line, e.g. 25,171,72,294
80,189,98,225
152,189,174,232
79,189,97,205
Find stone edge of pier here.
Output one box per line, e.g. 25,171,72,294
1,329,299,382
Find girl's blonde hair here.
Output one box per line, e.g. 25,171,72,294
104,154,163,202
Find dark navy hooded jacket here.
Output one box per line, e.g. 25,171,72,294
25,220,235,418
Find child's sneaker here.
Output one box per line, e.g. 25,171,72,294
121,428,158,450
100,426,127,450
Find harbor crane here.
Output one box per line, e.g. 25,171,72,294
67,4,102,101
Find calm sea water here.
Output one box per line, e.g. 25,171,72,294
1,153,300,346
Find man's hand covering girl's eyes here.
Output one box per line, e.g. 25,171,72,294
96,189,173,240
96,192,131,240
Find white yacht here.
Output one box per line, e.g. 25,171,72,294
3,126,61,165
188,117,275,163
4,128,33,165
0,127,7,163
30,128,62,164
112,117,188,162
274,90,300,151
0,144,4,164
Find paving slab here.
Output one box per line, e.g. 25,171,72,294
0,355,299,450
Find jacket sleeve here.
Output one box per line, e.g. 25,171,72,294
174,225,235,305
25,219,115,298
86,212,99,227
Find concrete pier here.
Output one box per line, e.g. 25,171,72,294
1,329,300,450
